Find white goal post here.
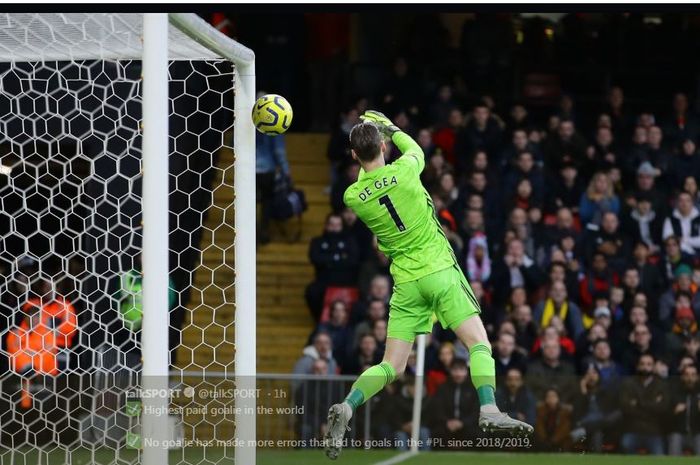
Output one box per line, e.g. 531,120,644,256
0,12,255,465
130,13,258,465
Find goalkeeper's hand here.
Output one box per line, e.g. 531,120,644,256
360,110,400,137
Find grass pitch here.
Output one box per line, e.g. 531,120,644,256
2,447,697,464
258,450,699,465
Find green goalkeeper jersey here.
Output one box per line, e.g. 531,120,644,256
343,131,457,284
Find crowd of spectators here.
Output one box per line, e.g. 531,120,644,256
294,77,700,454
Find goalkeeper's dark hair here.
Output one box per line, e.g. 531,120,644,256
349,122,383,162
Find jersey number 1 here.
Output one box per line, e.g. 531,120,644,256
379,195,406,232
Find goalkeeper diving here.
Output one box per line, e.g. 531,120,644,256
323,111,534,460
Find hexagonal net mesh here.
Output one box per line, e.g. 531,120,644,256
0,13,243,464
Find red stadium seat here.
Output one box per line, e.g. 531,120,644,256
319,286,359,323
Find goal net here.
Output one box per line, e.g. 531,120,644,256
0,13,255,465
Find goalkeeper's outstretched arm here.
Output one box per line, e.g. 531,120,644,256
360,110,425,173
391,130,425,173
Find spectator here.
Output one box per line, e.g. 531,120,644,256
570,365,622,452
256,126,289,243
351,274,391,325
503,151,545,206
543,207,579,250
629,242,664,300
631,164,666,219
534,388,573,451
548,162,584,214
495,367,536,427
658,265,700,330
390,375,431,451
341,206,373,262
528,338,577,403
318,300,353,368
379,57,420,118
548,260,580,303
603,86,633,140
663,192,700,257
543,119,588,173
667,363,700,455
343,333,380,375
534,281,585,340
372,319,388,359
614,306,665,357
493,331,528,378
575,322,607,369
490,238,545,306
584,211,630,273
666,299,699,361
421,149,451,191
586,126,618,173
579,172,620,226
429,84,458,130
458,103,503,163
500,128,542,171
663,93,700,149
622,194,664,255
428,358,480,447
327,107,360,177
295,358,341,443
586,338,622,388
353,298,387,345
660,235,696,286
305,213,360,322
511,304,538,354
292,331,338,382
578,252,620,311
331,162,361,212
669,138,700,192
426,342,455,395
684,175,700,210
465,233,491,283
357,238,391,294
7,277,77,377
433,108,464,165
620,354,669,455
622,323,662,374
532,323,577,358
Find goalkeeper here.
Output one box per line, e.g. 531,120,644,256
324,111,533,460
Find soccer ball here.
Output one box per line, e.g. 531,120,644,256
252,94,293,135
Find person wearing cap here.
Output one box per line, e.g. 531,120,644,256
663,191,700,257
666,292,699,361
633,161,665,213
659,264,700,331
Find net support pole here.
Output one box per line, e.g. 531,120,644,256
234,61,256,464
410,334,426,453
141,13,170,465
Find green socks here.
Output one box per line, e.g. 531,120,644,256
343,345,496,413
344,361,397,412
469,343,497,407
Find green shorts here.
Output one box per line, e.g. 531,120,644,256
387,265,481,343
